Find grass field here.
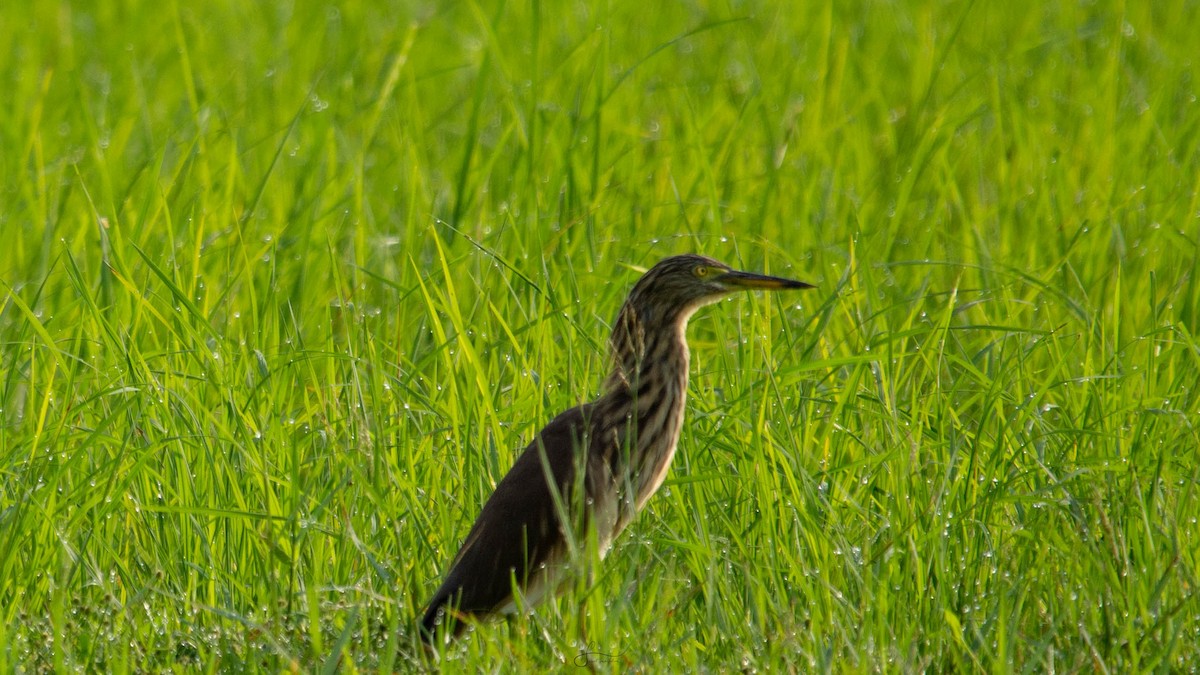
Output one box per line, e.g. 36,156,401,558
3,0,1199,671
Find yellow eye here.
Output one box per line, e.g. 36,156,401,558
694,265,709,278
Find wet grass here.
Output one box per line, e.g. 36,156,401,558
2,0,1199,671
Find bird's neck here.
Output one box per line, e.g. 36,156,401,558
602,303,692,397
596,300,699,518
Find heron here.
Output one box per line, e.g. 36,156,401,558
420,253,813,642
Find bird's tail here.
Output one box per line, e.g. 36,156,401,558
419,599,442,643
419,593,468,643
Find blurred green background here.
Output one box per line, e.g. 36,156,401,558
2,0,1197,670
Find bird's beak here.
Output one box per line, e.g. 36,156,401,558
719,269,815,291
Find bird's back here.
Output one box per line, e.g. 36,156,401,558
420,403,611,639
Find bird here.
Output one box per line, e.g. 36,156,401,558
419,253,813,643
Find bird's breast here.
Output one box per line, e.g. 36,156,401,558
634,383,686,511
630,346,689,510
595,328,691,536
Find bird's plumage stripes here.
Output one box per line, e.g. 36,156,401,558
420,254,812,642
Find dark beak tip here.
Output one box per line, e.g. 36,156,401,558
777,281,816,291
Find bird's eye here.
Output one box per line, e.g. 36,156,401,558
694,265,709,278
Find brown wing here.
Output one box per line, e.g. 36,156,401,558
420,404,593,641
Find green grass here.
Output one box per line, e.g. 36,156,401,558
2,0,1199,671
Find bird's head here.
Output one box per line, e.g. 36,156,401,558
626,254,814,324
